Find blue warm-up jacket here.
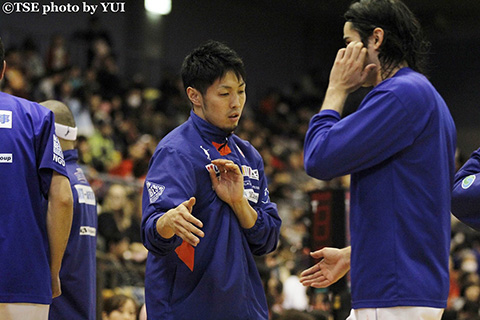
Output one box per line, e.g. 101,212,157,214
304,68,456,309
142,111,281,320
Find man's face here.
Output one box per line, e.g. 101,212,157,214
194,71,246,133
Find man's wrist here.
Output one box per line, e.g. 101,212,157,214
156,215,175,239
320,87,349,115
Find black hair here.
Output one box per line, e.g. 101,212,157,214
344,0,430,78
181,40,246,95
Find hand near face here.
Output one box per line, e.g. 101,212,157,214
329,41,377,94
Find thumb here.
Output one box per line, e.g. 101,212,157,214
363,63,377,77
182,197,196,213
310,248,326,259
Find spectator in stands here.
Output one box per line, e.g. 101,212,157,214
98,183,142,249
102,294,137,320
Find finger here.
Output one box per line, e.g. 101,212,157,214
187,223,205,238
351,41,364,61
172,205,203,231
300,273,328,287
300,263,320,277
362,63,377,78
180,231,201,247
343,41,358,60
358,46,367,62
225,162,240,173
310,248,326,259
175,222,204,245
181,197,196,213
309,281,330,288
208,166,220,185
211,159,234,168
182,211,203,229
300,268,323,281
335,48,346,62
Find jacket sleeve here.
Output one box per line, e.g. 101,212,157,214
242,152,282,256
451,148,480,230
141,147,196,256
303,91,418,180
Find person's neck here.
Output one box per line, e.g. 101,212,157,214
375,62,408,86
59,139,75,151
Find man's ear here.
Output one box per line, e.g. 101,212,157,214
372,27,385,49
0,61,5,81
186,87,202,106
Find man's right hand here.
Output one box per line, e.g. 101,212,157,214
299,246,351,288
156,197,204,247
329,41,377,94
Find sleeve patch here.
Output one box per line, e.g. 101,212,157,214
462,175,476,190
147,181,166,203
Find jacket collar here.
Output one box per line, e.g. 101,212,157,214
189,110,232,144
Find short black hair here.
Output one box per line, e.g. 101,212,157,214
181,40,246,95
345,0,430,78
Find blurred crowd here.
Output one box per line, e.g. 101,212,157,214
3,20,480,320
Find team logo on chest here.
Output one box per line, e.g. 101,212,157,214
241,165,259,180
200,146,211,160
0,111,12,129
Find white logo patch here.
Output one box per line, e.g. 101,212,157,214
147,181,165,203
261,187,271,204
0,111,12,128
52,134,65,166
200,146,211,160
0,153,13,163
462,175,476,190
244,189,259,203
75,184,96,205
241,165,259,180
79,226,96,237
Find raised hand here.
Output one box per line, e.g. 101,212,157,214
329,41,377,94
208,159,244,206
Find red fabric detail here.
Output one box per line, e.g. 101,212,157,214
175,240,195,271
212,141,231,156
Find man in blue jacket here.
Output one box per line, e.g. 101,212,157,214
41,100,97,320
0,39,73,319
141,40,282,320
452,149,480,230
299,1,456,319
